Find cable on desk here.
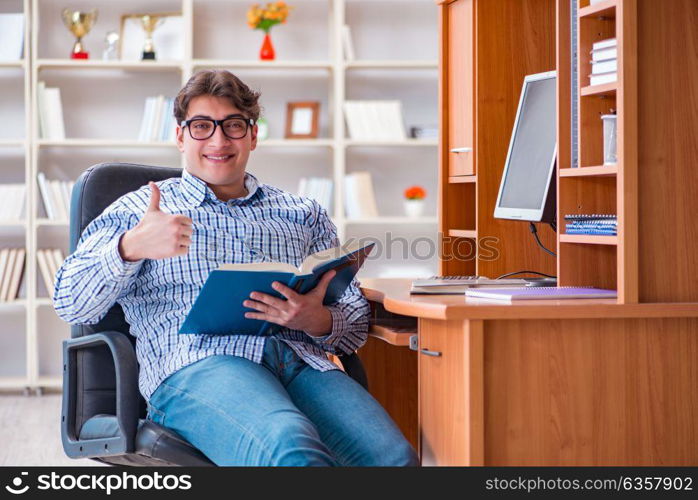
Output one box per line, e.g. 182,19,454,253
496,270,557,280
529,222,556,257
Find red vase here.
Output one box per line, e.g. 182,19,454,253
259,32,275,61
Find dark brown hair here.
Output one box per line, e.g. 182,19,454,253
174,69,262,124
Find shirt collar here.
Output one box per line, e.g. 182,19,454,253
180,169,262,207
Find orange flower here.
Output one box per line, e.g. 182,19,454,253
404,186,426,200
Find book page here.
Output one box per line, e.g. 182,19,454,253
299,239,371,275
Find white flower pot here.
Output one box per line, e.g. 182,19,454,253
404,199,425,217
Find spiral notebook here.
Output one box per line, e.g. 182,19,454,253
465,287,617,302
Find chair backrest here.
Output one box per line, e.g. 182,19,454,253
69,163,181,426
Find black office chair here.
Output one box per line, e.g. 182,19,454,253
61,162,369,466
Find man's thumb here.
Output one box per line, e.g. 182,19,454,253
147,182,161,212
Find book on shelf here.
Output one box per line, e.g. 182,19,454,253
0,248,25,302
138,95,176,143
591,58,617,74
341,24,355,62
37,81,66,140
36,248,65,297
589,71,617,86
0,184,26,220
297,177,333,212
36,249,55,296
592,38,616,51
343,100,406,141
0,13,24,61
564,213,617,235
344,171,379,219
591,46,617,62
465,287,617,302
178,241,375,336
5,248,25,302
36,174,74,221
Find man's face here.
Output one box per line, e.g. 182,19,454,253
176,95,257,199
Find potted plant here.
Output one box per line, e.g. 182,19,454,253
403,185,426,217
247,2,292,61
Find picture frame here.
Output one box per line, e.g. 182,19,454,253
119,12,184,61
285,101,320,139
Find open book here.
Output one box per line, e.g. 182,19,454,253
178,241,375,336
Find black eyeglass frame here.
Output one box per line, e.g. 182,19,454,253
181,115,255,140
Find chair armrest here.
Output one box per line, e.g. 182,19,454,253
61,331,139,459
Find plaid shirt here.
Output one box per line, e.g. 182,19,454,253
54,169,370,400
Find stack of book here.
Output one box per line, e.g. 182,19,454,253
0,184,26,221
0,248,26,302
344,171,379,218
37,173,74,221
564,214,617,235
343,100,406,141
36,248,64,297
37,81,65,140
297,177,333,212
589,38,617,86
138,95,176,142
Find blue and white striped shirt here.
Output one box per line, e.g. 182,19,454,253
54,169,370,400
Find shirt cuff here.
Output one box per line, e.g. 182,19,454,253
310,305,347,349
98,233,144,282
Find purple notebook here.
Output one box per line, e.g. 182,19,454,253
465,287,617,302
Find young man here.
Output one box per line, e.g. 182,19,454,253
54,70,418,466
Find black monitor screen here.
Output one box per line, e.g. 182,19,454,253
498,76,557,212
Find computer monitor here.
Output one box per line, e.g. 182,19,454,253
494,71,557,223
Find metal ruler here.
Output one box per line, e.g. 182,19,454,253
571,0,579,168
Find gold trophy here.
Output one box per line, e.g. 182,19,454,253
140,14,164,60
61,9,98,59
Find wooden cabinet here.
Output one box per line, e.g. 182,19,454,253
445,0,474,177
418,318,482,466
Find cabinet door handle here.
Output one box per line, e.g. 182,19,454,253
450,147,472,153
420,348,442,357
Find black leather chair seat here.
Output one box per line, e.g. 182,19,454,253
79,414,214,466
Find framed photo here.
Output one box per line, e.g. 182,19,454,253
119,12,184,61
285,101,320,139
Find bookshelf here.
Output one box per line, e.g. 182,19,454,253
0,0,32,391
0,0,439,392
440,0,698,305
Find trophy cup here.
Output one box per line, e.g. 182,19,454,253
102,30,119,61
140,14,164,60
61,9,98,59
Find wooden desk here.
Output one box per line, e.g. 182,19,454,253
359,278,698,466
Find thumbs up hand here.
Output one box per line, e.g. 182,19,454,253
118,182,194,262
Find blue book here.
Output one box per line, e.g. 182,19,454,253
178,241,375,335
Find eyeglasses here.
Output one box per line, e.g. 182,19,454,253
181,116,255,140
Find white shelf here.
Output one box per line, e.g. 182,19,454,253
0,60,25,69
0,377,30,389
345,216,437,225
35,298,54,307
345,139,437,147
36,219,68,226
0,299,28,308
257,139,335,147
0,220,27,227
193,59,333,70
37,139,177,148
35,59,183,71
0,140,25,147
345,60,438,69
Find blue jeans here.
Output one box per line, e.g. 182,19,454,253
146,337,419,466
